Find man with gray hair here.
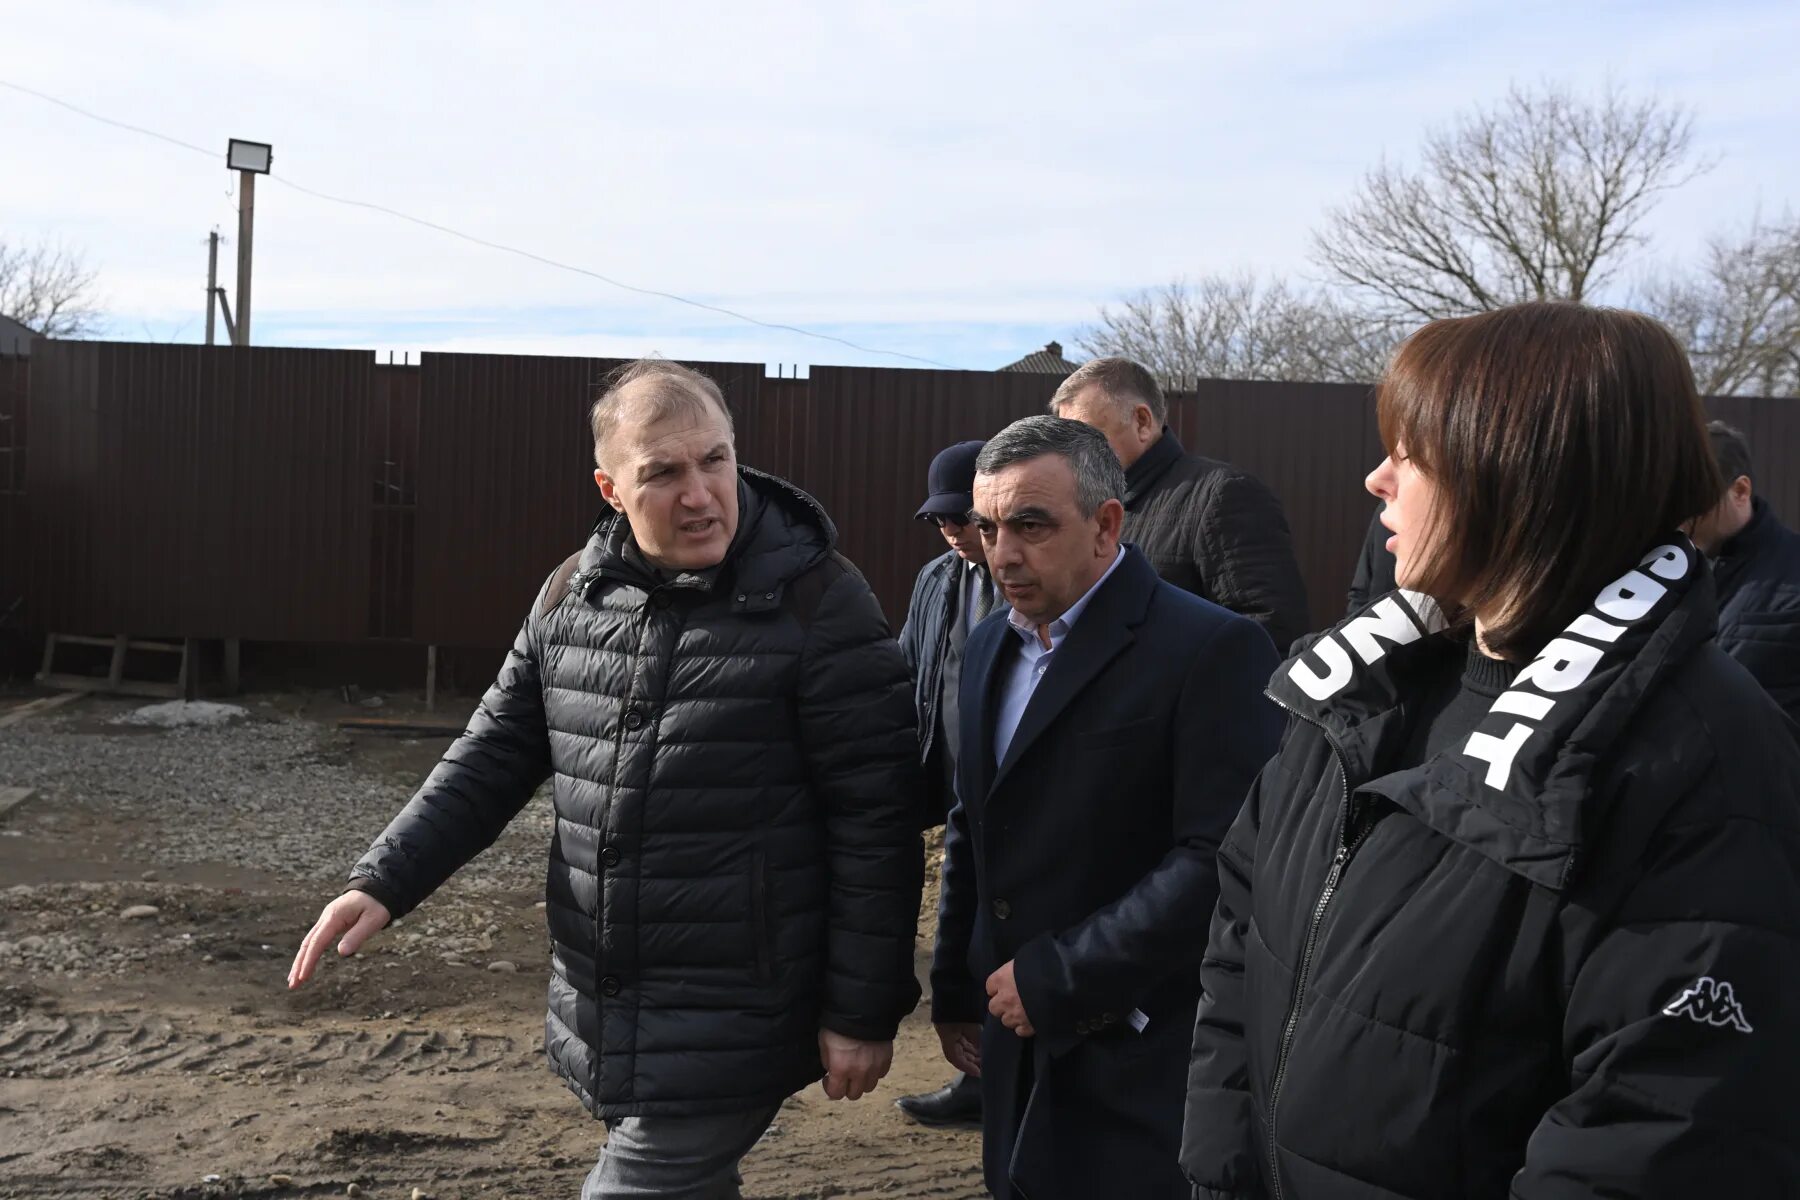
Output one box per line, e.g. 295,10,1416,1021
1053,357,1310,651
290,359,925,1198
929,415,1281,1199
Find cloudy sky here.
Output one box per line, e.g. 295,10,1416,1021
4,0,1798,369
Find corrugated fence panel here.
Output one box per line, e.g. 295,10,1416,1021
1170,379,1382,632
0,353,29,624
411,353,765,647
794,368,1062,626
25,341,372,640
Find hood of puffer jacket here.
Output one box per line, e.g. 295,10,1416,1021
1268,536,1718,891
575,466,839,614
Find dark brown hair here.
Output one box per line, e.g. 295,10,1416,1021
1707,420,1754,488
1049,356,1166,423
1378,301,1721,661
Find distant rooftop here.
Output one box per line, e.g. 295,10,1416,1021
998,340,1080,374
0,314,34,356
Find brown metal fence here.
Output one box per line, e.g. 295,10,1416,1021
0,351,28,632
17,341,371,640
2,339,1794,656
409,354,768,646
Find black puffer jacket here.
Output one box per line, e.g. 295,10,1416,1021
348,470,924,1119
1123,431,1310,653
1714,496,1800,723
1182,541,1800,1197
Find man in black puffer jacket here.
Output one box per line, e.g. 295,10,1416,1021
1688,420,1800,723
1052,357,1309,652
290,360,923,1199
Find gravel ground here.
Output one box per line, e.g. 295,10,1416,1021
0,690,984,1198
0,693,556,979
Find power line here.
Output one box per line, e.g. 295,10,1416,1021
0,77,954,368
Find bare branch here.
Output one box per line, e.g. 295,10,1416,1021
1077,274,1401,386
1643,215,1800,397
1310,82,1709,321
0,236,104,337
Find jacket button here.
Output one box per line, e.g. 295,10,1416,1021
1076,1019,1092,1034
1101,1012,1116,1026
992,898,1011,920
623,709,644,731
601,846,621,868
600,976,621,997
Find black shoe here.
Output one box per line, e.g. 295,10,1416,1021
895,1071,982,1127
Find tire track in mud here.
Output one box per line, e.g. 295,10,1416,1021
0,1010,533,1080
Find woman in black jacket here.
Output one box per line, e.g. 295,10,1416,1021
1181,301,1800,1198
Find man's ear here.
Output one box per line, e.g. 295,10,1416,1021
594,468,626,513
1134,402,1159,441
1096,497,1125,552
1732,475,1754,508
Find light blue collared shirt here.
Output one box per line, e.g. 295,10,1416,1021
993,547,1126,767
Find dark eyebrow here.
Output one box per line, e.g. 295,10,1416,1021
972,505,1057,528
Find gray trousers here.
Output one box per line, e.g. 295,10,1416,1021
582,1103,784,1200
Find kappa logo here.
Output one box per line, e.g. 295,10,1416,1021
1662,976,1754,1034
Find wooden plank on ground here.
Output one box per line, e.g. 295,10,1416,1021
0,786,37,819
337,717,467,737
36,674,182,699
0,691,87,730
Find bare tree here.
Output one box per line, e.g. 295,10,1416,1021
1077,274,1399,386
1644,215,1800,397
0,237,103,337
1311,83,1711,323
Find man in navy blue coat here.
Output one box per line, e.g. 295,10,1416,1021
930,416,1282,1200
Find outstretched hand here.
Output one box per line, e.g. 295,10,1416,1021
288,890,391,989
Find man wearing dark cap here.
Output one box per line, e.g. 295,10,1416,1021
894,439,995,1128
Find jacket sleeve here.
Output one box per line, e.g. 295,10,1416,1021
1511,808,1800,1196
1198,471,1311,655
347,574,556,919
796,563,926,1042
1180,750,1283,1200
929,771,985,1023
898,559,932,676
1012,616,1282,1054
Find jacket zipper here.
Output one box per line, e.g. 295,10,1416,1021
597,593,660,1001
1262,691,1370,1200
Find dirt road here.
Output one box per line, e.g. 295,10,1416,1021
0,691,983,1199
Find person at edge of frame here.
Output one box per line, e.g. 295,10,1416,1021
1181,301,1800,1198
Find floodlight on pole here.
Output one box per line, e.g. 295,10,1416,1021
226,139,272,345
227,139,273,174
